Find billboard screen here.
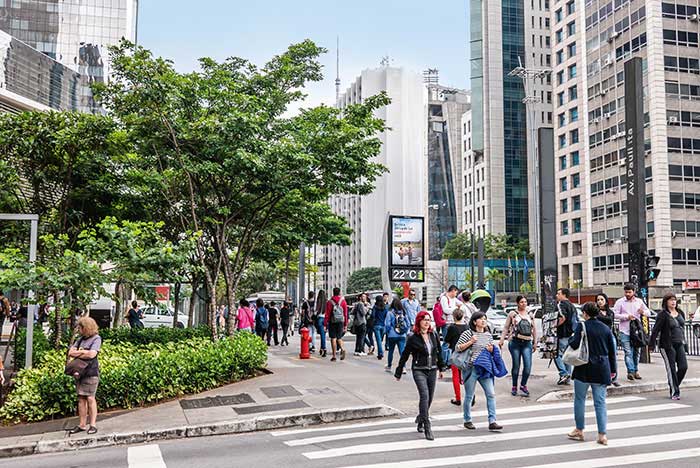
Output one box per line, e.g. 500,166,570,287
389,216,424,268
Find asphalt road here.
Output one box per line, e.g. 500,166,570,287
5,389,700,468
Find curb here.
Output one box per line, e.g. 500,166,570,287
0,405,400,459
537,377,700,402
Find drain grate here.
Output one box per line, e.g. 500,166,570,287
260,385,302,398
180,393,255,410
233,400,308,415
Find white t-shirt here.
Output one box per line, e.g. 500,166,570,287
440,295,463,324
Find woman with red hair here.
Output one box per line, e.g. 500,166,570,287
395,310,446,441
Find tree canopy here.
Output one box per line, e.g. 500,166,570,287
442,233,532,260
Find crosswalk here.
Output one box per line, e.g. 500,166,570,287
271,394,700,468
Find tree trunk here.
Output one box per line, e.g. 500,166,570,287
222,257,237,336
112,280,123,329
203,268,217,338
284,247,291,302
172,281,181,328
188,275,198,328
53,292,62,349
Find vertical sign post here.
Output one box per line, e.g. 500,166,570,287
624,57,650,363
538,127,558,321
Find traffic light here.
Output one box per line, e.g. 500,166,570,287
644,254,661,282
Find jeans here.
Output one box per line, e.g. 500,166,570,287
354,323,367,353
619,332,639,374
307,323,316,349
660,342,688,397
509,339,533,387
463,369,497,423
364,325,375,349
267,324,279,345
554,336,572,377
574,379,607,434
373,325,386,358
413,369,437,423
439,325,448,340
386,336,406,367
315,316,327,350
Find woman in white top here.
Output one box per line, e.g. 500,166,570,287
498,295,537,397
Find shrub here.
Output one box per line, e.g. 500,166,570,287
0,331,267,423
14,326,53,369
99,325,212,345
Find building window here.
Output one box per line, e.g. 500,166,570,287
572,174,581,189
570,129,579,144
568,85,578,100
572,194,581,210
558,92,565,106
573,240,582,255
561,199,569,213
569,107,578,122
560,177,568,191
568,64,577,79
556,50,564,64
558,113,566,127
556,29,564,43
560,155,568,170
559,134,567,148
567,21,576,36
555,8,563,22
567,42,577,57
573,218,582,233
566,0,575,15
561,220,569,235
557,71,565,85
561,243,569,258
571,150,580,166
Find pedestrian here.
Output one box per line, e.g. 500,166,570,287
567,302,617,446
460,290,478,318
394,311,446,441
385,298,409,373
401,289,421,333
236,299,255,332
301,291,316,352
267,302,280,346
254,299,269,342
613,283,651,380
280,301,291,346
444,308,469,406
596,293,620,387
67,317,102,435
364,294,376,355
456,311,503,432
315,290,328,357
372,295,388,360
649,293,688,400
0,291,10,332
352,293,369,356
439,285,462,337
324,287,348,362
498,295,536,397
126,300,144,330
554,288,578,385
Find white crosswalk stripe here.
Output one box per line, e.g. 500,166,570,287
270,395,645,436
270,395,700,468
127,444,167,468
284,402,687,446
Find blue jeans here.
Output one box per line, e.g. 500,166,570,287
619,332,639,374
463,369,497,423
509,339,533,387
554,336,572,377
307,323,316,348
315,316,327,351
574,379,607,434
364,327,375,348
386,336,406,367
373,325,386,358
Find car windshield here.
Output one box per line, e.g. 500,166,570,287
487,310,508,319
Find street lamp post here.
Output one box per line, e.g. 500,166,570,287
509,60,551,305
0,214,39,369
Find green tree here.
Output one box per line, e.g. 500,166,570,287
346,267,383,294
485,268,508,297
237,262,278,298
442,233,533,260
95,40,389,333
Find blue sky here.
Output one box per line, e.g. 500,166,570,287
138,0,469,108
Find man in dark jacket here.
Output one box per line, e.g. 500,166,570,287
554,288,578,385
267,302,280,346
324,287,348,362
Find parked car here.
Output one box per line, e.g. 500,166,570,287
486,308,509,338
141,304,189,329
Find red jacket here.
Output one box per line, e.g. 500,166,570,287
324,296,348,328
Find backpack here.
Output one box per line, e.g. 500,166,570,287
330,299,345,324
393,312,409,335
433,300,445,327
629,318,649,348
515,315,533,340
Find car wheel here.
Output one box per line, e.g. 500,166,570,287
176,322,185,329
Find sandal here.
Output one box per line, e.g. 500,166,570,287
567,430,584,441
87,426,98,435
67,425,86,435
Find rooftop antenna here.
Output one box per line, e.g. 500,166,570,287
335,36,341,105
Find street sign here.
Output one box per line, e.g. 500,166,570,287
317,261,332,267
389,267,424,283
684,280,700,290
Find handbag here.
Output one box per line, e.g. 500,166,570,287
449,346,473,370
64,338,93,379
563,322,589,367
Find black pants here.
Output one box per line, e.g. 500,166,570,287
413,369,437,423
354,323,367,353
281,322,290,345
660,342,688,397
267,324,279,345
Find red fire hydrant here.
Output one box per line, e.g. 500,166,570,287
299,327,311,359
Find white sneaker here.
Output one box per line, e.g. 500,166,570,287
384,365,392,373
353,352,360,356
359,352,367,356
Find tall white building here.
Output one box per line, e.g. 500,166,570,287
325,66,427,292
550,0,700,288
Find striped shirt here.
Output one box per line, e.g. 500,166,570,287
457,329,494,364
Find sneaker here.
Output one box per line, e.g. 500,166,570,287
463,421,476,430
511,386,517,396
384,365,391,373
627,373,635,381
672,394,680,401
353,352,360,356
557,375,569,385
565,375,571,385
612,380,621,387
488,422,503,432
519,385,530,397
633,372,642,380
402,370,407,374
359,352,367,356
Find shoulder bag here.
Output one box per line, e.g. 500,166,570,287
64,338,92,380
563,322,589,367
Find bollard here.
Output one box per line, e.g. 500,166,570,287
299,326,311,359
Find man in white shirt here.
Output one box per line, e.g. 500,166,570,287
440,285,464,331
613,283,651,380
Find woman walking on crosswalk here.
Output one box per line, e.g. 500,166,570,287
567,302,617,446
395,310,446,441
649,293,688,400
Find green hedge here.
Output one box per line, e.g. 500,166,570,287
14,326,53,369
99,325,212,345
0,331,267,423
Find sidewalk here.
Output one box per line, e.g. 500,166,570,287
1,334,699,458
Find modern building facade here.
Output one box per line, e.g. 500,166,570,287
0,0,138,109
468,0,553,241
426,81,470,260
325,66,427,291
550,0,699,288
0,29,93,113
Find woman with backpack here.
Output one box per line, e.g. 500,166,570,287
315,290,328,357
385,298,409,373
394,310,446,441
352,293,369,356
444,308,469,406
498,295,537,397
254,299,269,342
372,295,388,360
648,293,688,400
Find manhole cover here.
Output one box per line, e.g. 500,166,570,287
305,387,339,395
180,393,255,410
260,385,302,398
233,399,308,415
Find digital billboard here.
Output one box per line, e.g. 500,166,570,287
388,215,425,282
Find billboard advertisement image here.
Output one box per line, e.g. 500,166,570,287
390,216,424,267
